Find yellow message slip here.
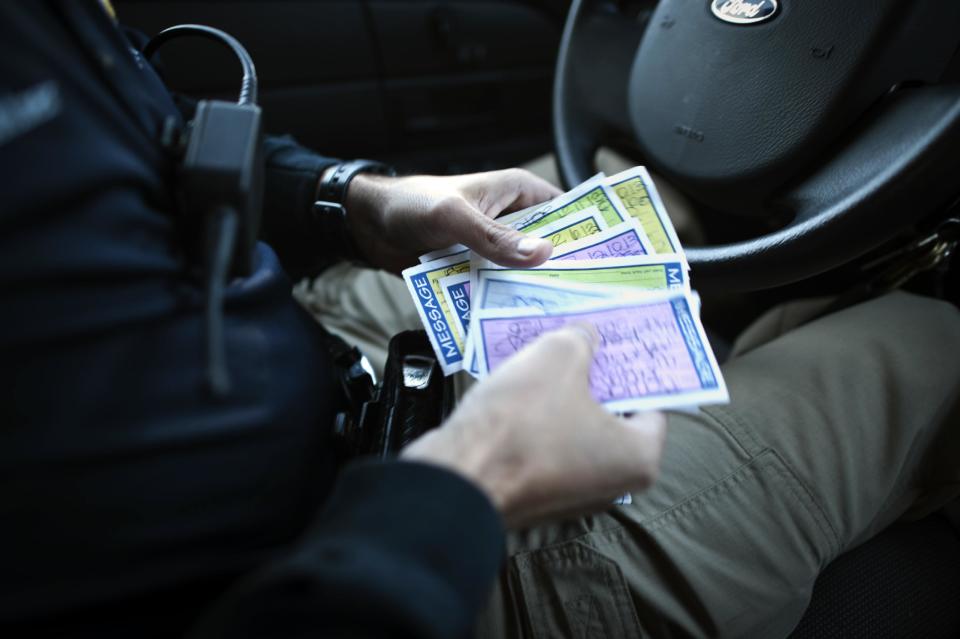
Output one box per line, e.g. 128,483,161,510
606,167,685,259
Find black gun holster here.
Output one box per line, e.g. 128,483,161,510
327,330,454,462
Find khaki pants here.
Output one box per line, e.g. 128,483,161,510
296,267,960,638
294,152,959,637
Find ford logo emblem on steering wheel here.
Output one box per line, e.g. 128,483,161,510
710,0,779,25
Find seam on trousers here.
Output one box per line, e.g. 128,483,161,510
765,449,841,556
510,541,646,639
638,453,767,533
507,409,842,557
699,405,764,458
703,405,841,555
618,450,839,556
554,452,776,542
572,451,837,639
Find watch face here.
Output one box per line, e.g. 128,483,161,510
313,200,347,218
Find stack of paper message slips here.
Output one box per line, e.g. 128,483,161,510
403,167,729,414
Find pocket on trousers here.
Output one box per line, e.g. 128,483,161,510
510,540,643,639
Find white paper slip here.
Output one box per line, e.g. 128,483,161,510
462,256,690,380
458,275,622,375
550,217,653,261
466,272,700,321
437,272,471,340
491,200,562,231
515,173,631,234
402,251,471,375
418,244,469,264
459,275,626,380
471,273,626,315
605,167,685,262
466,205,616,312
442,204,622,375
472,291,729,413
443,205,608,341
418,200,615,265
416,167,673,264
490,173,608,232
473,255,690,295
529,205,610,241
520,205,615,263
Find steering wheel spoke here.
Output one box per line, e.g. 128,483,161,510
554,0,650,186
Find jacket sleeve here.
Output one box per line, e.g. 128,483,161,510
260,134,346,279
121,26,351,279
191,460,506,639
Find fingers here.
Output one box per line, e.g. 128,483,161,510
497,168,563,213
419,169,561,267
557,323,600,378
505,323,598,383
456,204,553,267
467,168,562,216
617,411,667,486
511,409,667,528
533,324,597,369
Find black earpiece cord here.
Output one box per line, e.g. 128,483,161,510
144,25,260,397
143,24,257,106
203,205,238,397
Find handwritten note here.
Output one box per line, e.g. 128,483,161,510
552,220,651,261
606,167,683,258
477,274,617,313
474,293,728,412
405,166,725,417
521,182,628,233
478,256,689,292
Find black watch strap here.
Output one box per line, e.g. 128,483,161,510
313,159,395,263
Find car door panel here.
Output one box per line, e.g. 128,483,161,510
117,0,566,173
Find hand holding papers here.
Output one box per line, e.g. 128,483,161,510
401,323,666,527
403,166,729,413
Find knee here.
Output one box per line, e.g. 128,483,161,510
873,291,960,401
882,291,960,331
868,292,960,354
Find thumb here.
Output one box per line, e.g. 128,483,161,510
617,411,667,486
525,322,599,380
562,322,600,378
458,206,553,267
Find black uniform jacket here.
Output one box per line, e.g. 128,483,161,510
0,3,503,637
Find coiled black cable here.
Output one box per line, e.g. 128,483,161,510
143,24,257,106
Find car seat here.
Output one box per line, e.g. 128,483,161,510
791,505,960,638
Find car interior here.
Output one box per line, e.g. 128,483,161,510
116,0,960,635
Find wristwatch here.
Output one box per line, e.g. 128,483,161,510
313,159,395,263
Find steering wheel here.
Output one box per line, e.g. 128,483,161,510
554,0,960,291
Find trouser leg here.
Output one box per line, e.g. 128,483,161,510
477,292,960,638
293,264,422,376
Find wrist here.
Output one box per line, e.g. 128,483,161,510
401,426,518,519
313,161,395,263
343,173,387,226
342,173,392,262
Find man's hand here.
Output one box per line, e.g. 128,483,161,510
402,325,667,529
342,169,562,273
